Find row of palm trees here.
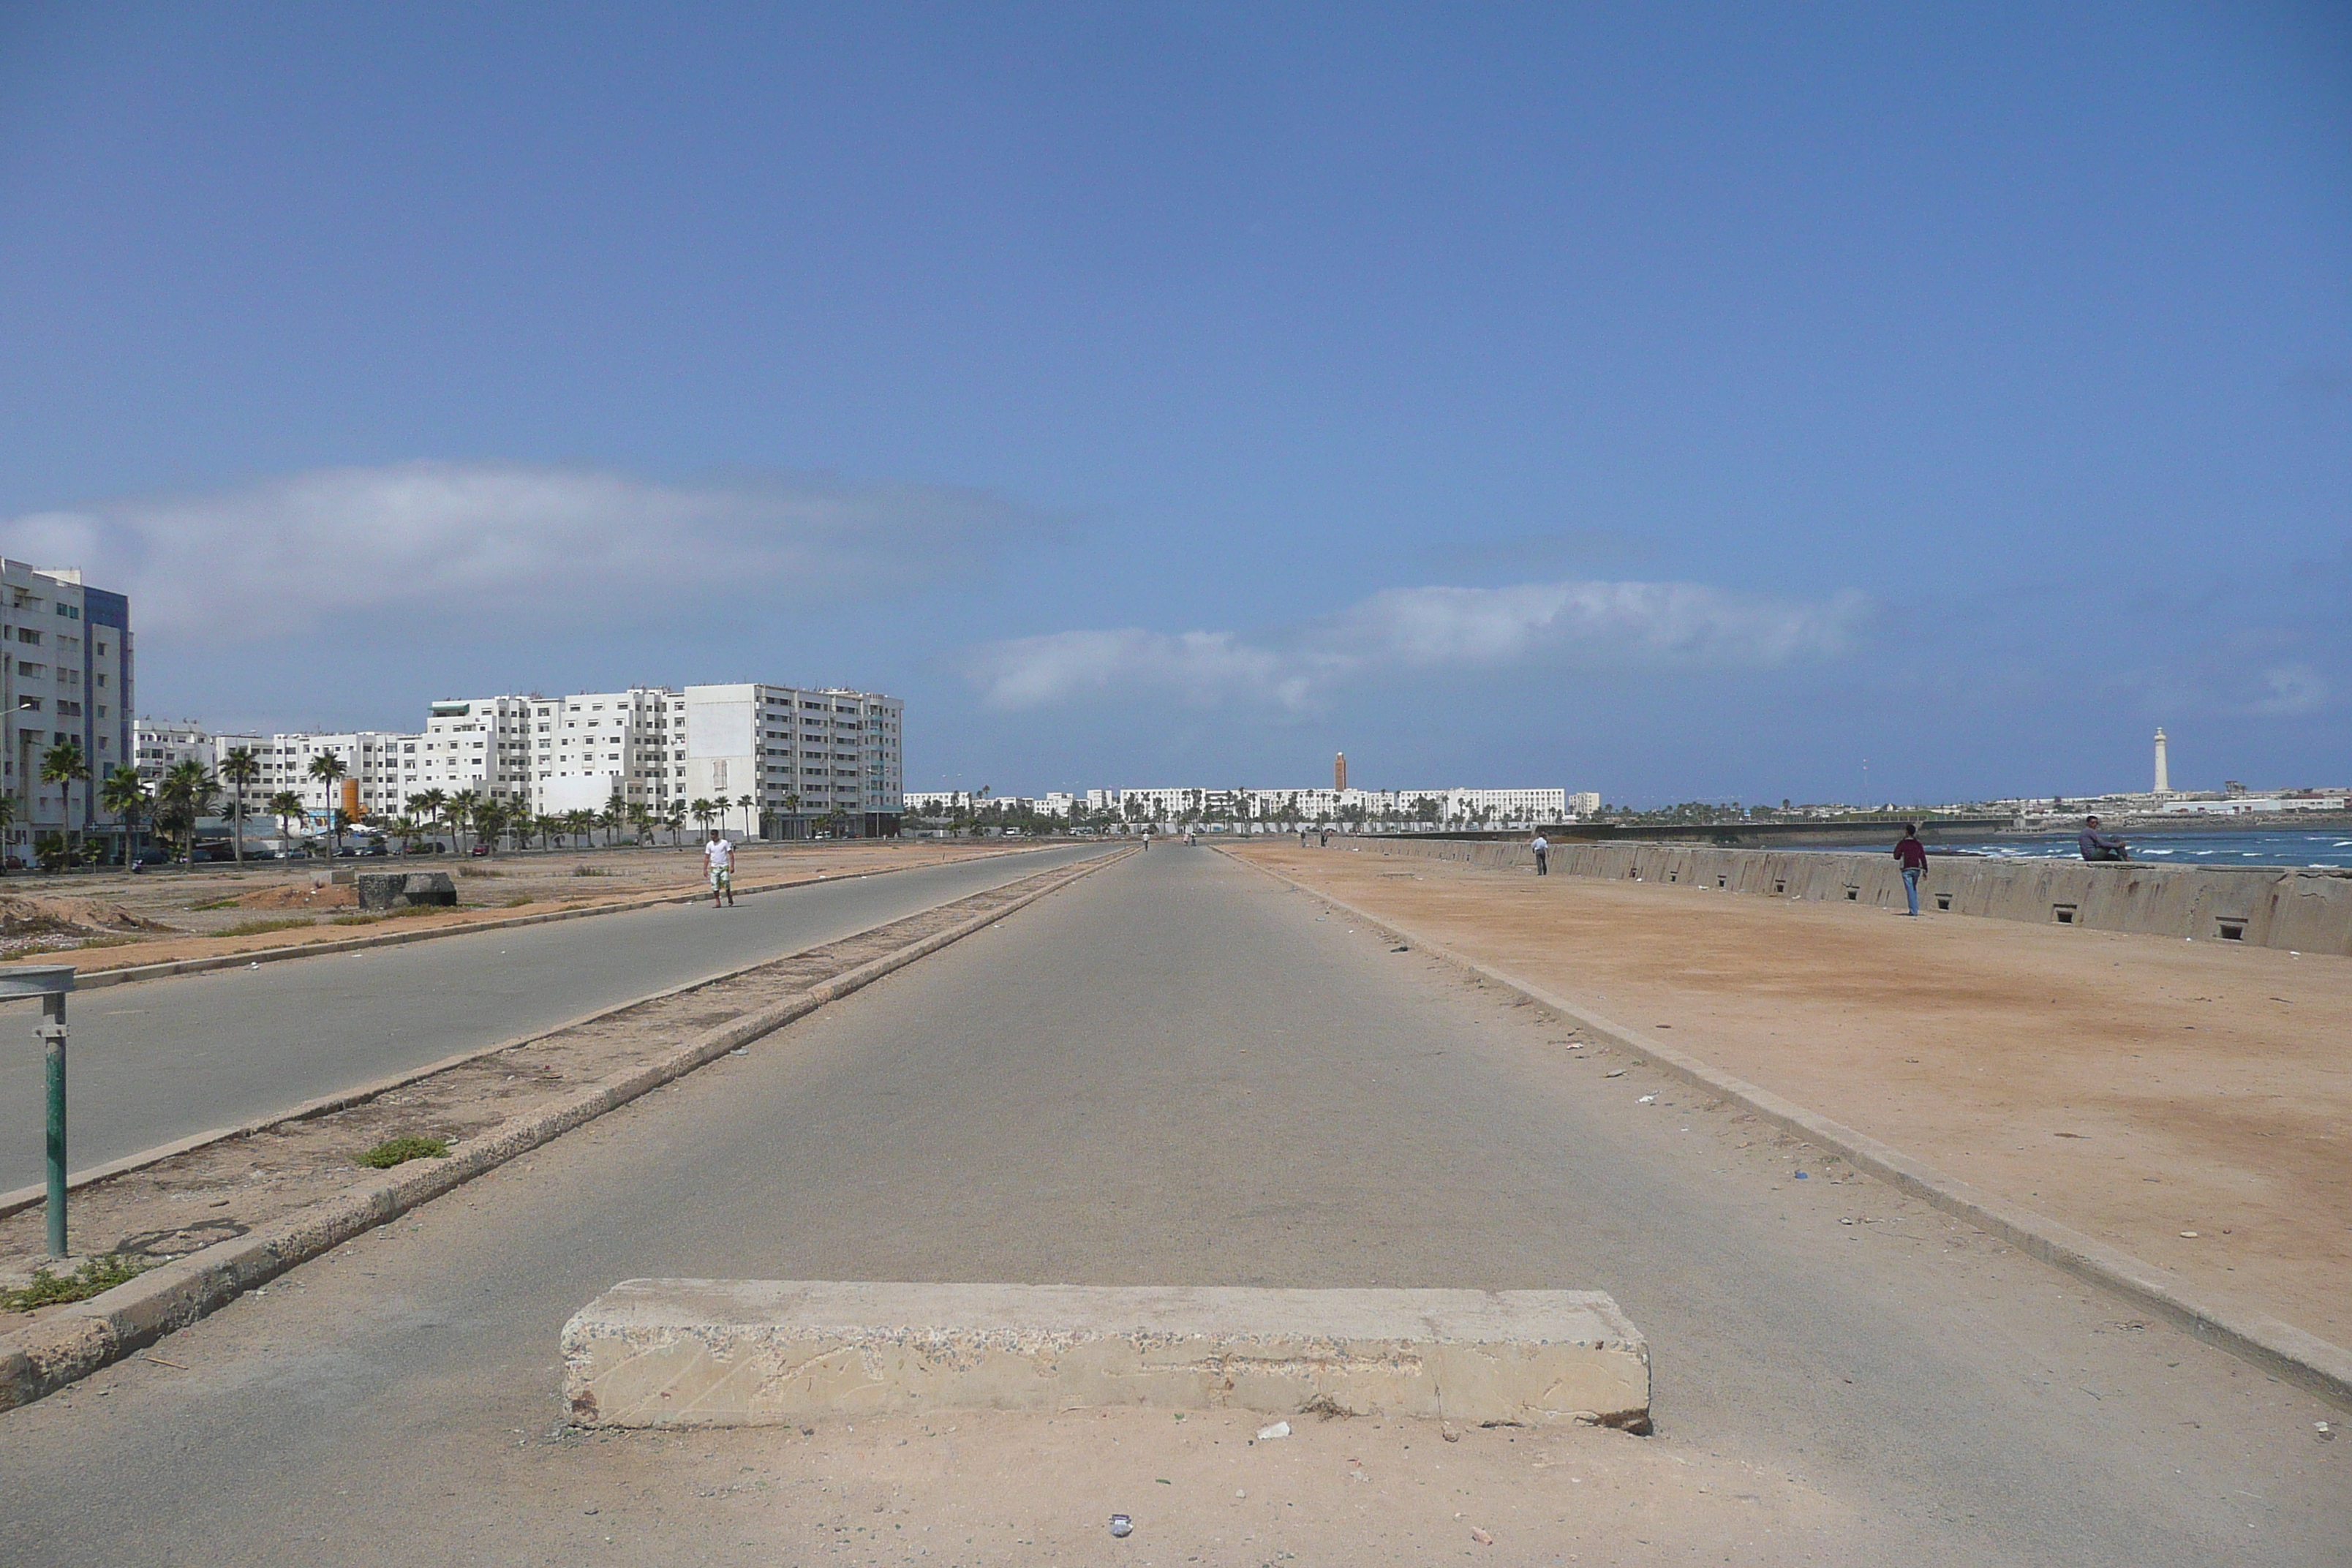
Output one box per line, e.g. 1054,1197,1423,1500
8,738,848,870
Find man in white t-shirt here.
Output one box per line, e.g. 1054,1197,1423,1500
704,830,736,908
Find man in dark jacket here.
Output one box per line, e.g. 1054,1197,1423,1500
1893,823,1930,915
2078,816,2130,862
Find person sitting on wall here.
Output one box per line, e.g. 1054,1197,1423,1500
2078,815,2130,862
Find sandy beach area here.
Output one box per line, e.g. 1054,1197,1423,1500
1232,842,2351,1346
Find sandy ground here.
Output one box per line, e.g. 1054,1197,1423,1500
1232,843,2352,1348
486,1409,1847,1567
0,858,1088,1297
0,840,1019,973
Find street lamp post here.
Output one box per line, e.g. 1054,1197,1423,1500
1,963,76,1256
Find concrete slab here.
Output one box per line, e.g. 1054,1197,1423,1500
560,1280,1650,1431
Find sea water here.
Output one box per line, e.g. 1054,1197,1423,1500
1938,829,2352,870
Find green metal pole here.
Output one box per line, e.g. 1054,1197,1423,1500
41,994,66,1257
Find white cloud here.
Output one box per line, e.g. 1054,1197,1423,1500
971,576,1868,710
2248,663,2330,717
2,461,1033,642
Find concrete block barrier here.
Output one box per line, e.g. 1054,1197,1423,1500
1349,838,2352,955
561,1281,1651,1431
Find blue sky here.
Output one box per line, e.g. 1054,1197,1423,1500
2,3,2345,804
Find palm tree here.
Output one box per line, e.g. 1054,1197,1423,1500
627,804,653,846
448,788,482,854
39,737,90,859
0,791,15,873
562,808,595,847
155,760,217,867
266,789,305,849
473,801,508,853
664,802,686,845
98,765,150,866
690,797,717,837
412,789,449,851
306,750,350,856
217,746,260,863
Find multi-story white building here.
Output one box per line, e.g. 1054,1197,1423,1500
157,677,908,840
522,686,680,816
1568,791,1602,817
133,718,264,786
682,683,903,837
4,562,133,856
1069,783,1570,828
247,730,418,824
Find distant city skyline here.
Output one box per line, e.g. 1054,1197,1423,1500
4,6,2345,805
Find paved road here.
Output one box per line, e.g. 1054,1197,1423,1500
0,846,2341,1564
0,844,1105,1189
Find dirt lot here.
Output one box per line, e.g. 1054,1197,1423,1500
0,840,1022,973
1232,843,2352,1349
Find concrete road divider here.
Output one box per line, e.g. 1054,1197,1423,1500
561,1281,1651,1431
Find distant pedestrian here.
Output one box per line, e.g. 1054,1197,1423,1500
2078,815,2130,862
1531,832,1550,876
1319,828,1330,848
703,829,736,907
1893,823,1929,915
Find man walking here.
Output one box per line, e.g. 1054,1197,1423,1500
1531,832,1550,876
1893,822,1929,915
703,829,736,908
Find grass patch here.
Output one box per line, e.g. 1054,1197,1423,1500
217,916,314,938
328,905,445,927
0,1254,151,1313
570,864,610,877
72,934,146,950
355,1134,451,1169
502,894,535,907
188,896,244,911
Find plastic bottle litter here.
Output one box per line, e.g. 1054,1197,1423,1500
1109,1513,1133,1538
1255,1420,1292,1441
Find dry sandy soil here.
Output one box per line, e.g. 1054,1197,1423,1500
1231,843,2351,1349
0,840,1023,973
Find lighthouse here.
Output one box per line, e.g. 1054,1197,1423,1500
2154,728,2169,795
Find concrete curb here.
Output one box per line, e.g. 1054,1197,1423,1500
18,845,1052,993
562,1281,1650,1431
0,848,1132,1412
1228,851,2352,1413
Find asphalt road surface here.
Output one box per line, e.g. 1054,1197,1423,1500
1,845,2341,1564
0,843,1104,1189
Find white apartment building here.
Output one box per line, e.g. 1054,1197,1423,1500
249,730,418,824
682,683,904,837
133,718,263,785
4,562,132,855
523,686,680,815
1568,791,1602,817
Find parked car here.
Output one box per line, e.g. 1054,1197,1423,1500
468,842,493,856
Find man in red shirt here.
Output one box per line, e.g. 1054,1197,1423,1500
1893,823,1930,916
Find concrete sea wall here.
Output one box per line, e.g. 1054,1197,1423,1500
1351,838,2352,956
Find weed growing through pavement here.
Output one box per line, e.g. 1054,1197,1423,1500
355,1134,451,1169
328,907,445,927
570,864,611,877
217,916,315,938
0,1254,151,1312
502,894,535,907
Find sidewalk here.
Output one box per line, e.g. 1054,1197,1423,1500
1234,843,2351,1347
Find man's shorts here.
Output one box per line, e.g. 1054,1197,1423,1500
709,866,733,890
